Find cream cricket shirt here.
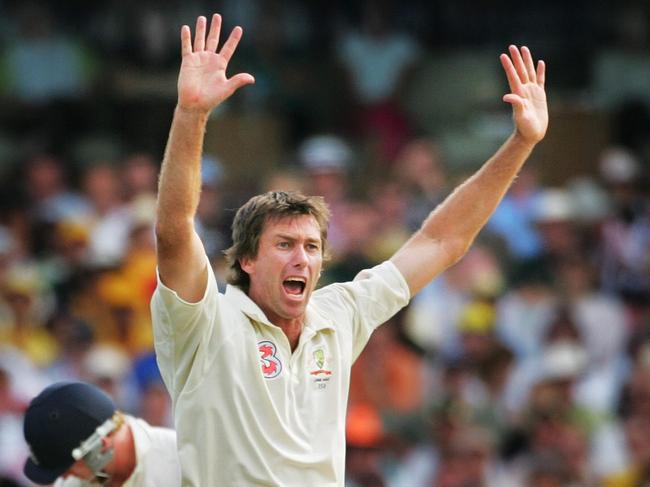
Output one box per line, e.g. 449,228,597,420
151,258,410,487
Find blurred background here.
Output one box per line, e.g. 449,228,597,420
0,1,649,486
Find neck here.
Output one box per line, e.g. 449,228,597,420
255,303,303,351
265,311,303,351
280,321,302,352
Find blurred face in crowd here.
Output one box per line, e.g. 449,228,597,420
122,153,158,197
460,330,494,364
26,155,65,200
141,384,171,427
83,164,122,213
396,139,445,192
626,416,650,465
340,201,378,254
370,181,407,225
510,166,539,199
528,471,566,487
307,169,347,205
536,219,578,255
628,368,650,416
555,258,595,297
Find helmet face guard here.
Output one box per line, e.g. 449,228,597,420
72,413,124,482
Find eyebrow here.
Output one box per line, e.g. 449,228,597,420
274,233,321,244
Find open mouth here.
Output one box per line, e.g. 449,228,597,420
283,277,306,297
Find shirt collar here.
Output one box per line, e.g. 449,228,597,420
224,285,335,332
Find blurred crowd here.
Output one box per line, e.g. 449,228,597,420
0,1,649,486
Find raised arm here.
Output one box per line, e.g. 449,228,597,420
156,14,254,301
391,45,548,295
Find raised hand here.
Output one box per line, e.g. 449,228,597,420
177,14,255,113
500,45,548,145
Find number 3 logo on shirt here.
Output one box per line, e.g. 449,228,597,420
258,340,282,379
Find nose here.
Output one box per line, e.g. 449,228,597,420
291,245,309,267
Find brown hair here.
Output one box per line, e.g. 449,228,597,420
224,191,331,292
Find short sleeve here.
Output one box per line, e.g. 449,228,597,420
314,260,410,361
149,257,220,395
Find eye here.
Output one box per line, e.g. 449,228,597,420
277,241,290,249
307,243,321,252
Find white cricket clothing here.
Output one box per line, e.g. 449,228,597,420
151,259,410,487
54,415,180,487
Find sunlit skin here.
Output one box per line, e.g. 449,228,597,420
60,425,135,487
63,459,96,480
240,215,323,350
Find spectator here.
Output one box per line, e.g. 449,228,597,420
392,138,448,232
0,264,57,368
337,1,420,163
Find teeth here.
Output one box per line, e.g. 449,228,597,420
285,277,306,283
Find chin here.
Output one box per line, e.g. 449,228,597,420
282,302,306,317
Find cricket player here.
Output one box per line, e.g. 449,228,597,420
152,12,548,486
23,381,180,486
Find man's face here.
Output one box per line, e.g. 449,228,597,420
241,215,323,327
61,435,114,483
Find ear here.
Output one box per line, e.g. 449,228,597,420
239,256,254,275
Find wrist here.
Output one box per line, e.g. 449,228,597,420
510,131,539,151
175,104,211,120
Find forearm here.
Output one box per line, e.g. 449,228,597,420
155,106,212,301
392,45,546,296
391,133,537,295
156,106,209,240
421,133,535,252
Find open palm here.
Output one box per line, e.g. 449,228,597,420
177,14,254,113
500,45,548,145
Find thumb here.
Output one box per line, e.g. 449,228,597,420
227,73,255,93
503,93,525,119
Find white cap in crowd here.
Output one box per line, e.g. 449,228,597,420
298,135,351,173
